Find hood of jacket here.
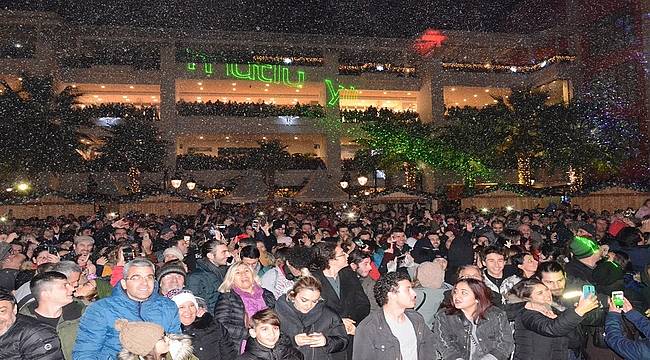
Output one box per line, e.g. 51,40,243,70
21,298,86,322
117,333,194,360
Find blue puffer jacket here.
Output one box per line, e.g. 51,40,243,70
72,282,181,360
605,310,650,359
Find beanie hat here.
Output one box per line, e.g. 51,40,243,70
168,289,199,310
569,236,600,259
156,260,187,282
579,223,597,239
114,319,164,356
592,260,624,287
163,246,185,261
416,261,445,289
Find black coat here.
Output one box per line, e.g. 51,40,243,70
513,307,583,360
313,267,370,324
237,336,303,360
214,288,276,349
182,312,237,360
445,231,474,283
411,238,447,264
275,295,348,360
186,258,227,314
0,314,64,360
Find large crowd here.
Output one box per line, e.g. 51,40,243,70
0,200,649,360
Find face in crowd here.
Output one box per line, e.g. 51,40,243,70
121,265,155,301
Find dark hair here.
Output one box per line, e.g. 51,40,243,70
273,247,290,262
310,242,338,271
200,240,227,258
30,271,68,302
240,245,260,260
509,278,545,300
445,278,493,321
616,227,642,248
481,245,505,261
535,261,566,278
250,308,281,328
0,289,16,304
497,229,521,247
609,250,633,272
373,271,411,307
285,246,313,270
348,249,371,266
511,252,533,276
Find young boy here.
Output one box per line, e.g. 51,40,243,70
238,308,303,360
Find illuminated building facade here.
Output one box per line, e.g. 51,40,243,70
0,5,646,188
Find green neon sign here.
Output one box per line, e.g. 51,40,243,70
325,79,358,107
224,63,305,88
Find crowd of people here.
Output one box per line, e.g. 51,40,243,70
176,100,326,118
0,200,649,359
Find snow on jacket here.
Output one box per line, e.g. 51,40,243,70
275,294,348,360
0,314,64,360
72,282,181,360
432,305,514,360
353,309,435,360
605,310,650,359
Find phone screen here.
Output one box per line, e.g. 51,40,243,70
612,291,624,309
582,284,595,298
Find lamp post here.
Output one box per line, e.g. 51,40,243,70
186,179,197,191
340,174,351,200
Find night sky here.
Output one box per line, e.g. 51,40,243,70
2,0,526,37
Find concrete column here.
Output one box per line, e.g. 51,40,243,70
417,58,445,123
159,43,178,171
321,48,342,180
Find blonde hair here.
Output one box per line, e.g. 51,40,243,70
287,274,321,302
217,261,262,293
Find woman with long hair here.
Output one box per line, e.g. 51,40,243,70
213,261,276,353
275,275,348,360
432,278,514,360
510,278,598,360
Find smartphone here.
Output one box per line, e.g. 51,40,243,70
582,284,596,299
122,247,135,262
48,246,59,255
612,291,624,309
216,224,227,230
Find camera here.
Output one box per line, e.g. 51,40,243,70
122,247,135,262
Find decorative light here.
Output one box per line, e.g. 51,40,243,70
364,190,370,196
283,57,292,64
14,43,22,48
481,208,489,213
357,175,368,186
197,82,203,86
505,206,514,212
277,207,283,212
186,179,196,190
340,180,349,189
0,216,6,222
5,188,13,192
258,211,265,216
171,176,182,189
376,65,384,71
16,182,30,192
346,212,356,219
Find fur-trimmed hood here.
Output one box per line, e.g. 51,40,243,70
118,334,196,360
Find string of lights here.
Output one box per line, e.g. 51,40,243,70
252,55,323,66
442,55,576,73
339,63,417,75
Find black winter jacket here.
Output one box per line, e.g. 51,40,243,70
237,335,303,360
432,306,514,360
182,312,237,360
513,307,584,360
275,294,348,360
0,314,64,360
353,309,436,360
313,267,370,324
186,258,227,313
213,288,276,350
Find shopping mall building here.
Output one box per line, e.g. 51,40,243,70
0,0,647,192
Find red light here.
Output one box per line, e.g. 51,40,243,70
413,29,447,56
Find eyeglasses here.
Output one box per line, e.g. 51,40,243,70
126,274,155,282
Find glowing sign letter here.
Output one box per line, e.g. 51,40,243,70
226,63,254,80
281,67,305,88
257,64,274,82
325,79,344,107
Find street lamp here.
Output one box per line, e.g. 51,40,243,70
339,180,349,189
357,175,368,186
171,172,182,189
186,179,197,191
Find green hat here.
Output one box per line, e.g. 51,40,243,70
570,236,600,259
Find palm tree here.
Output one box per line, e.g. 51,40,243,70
247,140,291,201
0,75,84,179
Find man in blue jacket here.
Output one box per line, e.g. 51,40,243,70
72,258,181,359
605,295,650,359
